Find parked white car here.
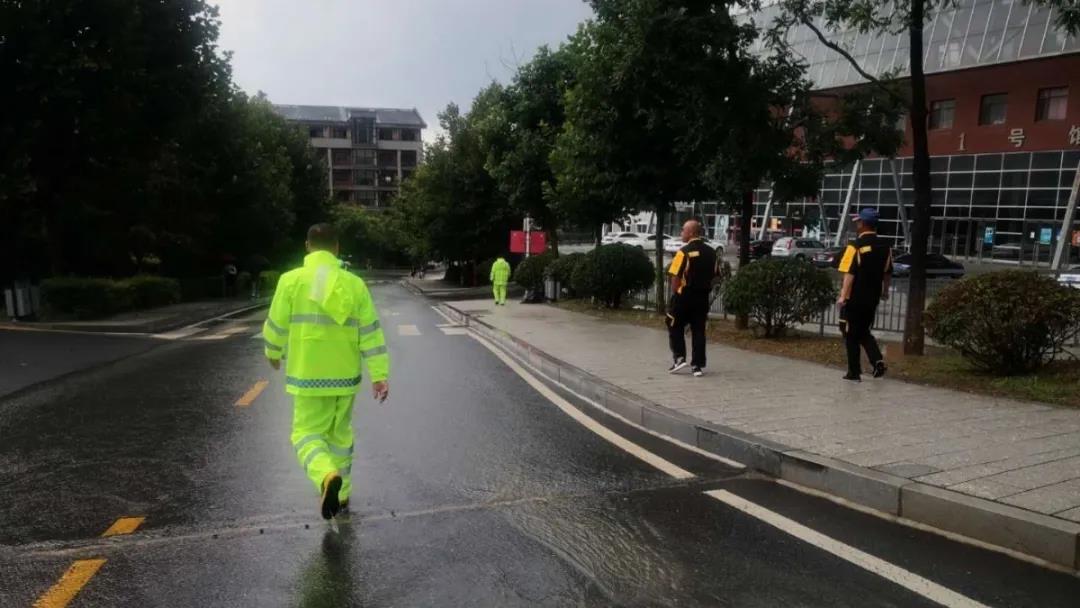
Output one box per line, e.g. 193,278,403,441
1058,265,1080,289
663,237,726,257
612,233,678,251
771,237,827,259
601,231,644,245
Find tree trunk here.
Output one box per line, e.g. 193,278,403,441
654,204,666,314
595,223,603,250
736,189,753,329
547,227,560,256
904,0,930,356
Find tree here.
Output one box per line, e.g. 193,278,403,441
391,102,518,284
769,0,1080,355
475,46,577,252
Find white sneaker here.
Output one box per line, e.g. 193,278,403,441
692,366,704,377
668,358,688,374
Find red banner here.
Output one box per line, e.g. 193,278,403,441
509,231,547,254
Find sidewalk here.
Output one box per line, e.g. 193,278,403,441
2,298,267,334
445,299,1080,569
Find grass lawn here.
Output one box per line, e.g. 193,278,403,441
555,300,1080,408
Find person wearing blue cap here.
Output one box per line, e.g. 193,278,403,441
836,208,893,382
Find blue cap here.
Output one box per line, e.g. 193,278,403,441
852,208,879,225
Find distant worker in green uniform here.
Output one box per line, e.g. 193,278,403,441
263,223,390,520
490,255,511,306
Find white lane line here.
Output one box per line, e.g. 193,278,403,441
440,327,469,335
397,324,421,336
705,490,991,608
251,331,262,339
469,332,694,479
430,305,457,324
154,326,206,341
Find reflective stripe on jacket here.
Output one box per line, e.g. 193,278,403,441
263,250,389,396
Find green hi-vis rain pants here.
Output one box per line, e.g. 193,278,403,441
292,394,355,501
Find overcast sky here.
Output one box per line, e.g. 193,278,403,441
214,0,594,139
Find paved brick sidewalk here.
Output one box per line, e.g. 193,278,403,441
451,299,1080,524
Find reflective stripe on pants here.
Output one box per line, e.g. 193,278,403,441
291,394,356,501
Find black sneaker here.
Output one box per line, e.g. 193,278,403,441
873,361,887,378
692,366,704,377
842,373,861,383
668,357,688,374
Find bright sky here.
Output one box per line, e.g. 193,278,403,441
214,0,594,139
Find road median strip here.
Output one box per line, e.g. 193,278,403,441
441,302,1080,572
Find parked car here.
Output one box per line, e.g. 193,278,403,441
629,233,678,251
1057,265,1080,289
812,246,845,269
749,239,777,260
771,237,827,259
891,253,965,278
663,237,726,256
602,231,644,245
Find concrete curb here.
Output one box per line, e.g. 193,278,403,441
401,278,524,301
3,301,269,335
441,302,1080,571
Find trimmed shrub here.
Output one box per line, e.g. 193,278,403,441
259,270,282,296
476,258,495,287
723,258,835,337
124,275,181,309
513,252,556,293
926,271,1080,375
546,253,586,298
571,244,654,308
41,277,134,320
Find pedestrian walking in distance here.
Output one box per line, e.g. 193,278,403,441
667,219,717,377
490,255,511,306
837,208,893,382
263,223,390,520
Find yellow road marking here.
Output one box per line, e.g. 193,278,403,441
101,516,145,537
236,379,269,408
32,559,106,608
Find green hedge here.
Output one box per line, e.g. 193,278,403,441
571,244,654,308
722,258,835,337
259,270,281,295
42,275,180,320
513,253,556,292
926,271,1080,375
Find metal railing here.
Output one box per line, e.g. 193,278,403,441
626,278,959,336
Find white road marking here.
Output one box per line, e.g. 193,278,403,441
705,490,991,608
469,332,694,479
473,327,995,605
430,305,459,325
154,326,206,341
440,327,469,335
251,331,262,339
397,324,421,336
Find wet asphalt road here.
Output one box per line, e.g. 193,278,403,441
1,284,1079,607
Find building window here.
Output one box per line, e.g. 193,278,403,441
401,150,418,167
352,118,373,144
401,129,418,141
354,170,376,186
354,149,376,165
331,149,351,165
378,128,399,141
335,190,353,202
331,126,348,139
357,190,377,206
979,94,1007,125
929,99,955,130
1035,87,1068,122
377,150,397,167
308,126,325,138
332,169,351,186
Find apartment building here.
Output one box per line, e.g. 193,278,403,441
273,105,426,207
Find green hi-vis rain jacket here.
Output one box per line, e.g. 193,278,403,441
490,257,511,286
263,250,389,396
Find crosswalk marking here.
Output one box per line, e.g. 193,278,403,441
397,324,421,336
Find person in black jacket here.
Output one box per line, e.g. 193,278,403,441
836,208,893,382
667,220,717,377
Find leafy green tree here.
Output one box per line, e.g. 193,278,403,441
475,46,577,252
769,0,1080,354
